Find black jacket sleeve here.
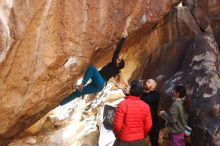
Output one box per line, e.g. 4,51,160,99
112,37,126,63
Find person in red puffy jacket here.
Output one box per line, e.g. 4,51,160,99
113,80,152,146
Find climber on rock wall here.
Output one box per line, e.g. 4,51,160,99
59,16,133,106
59,30,128,106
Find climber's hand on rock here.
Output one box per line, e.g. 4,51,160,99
122,87,130,96
122,29,128,38
76,83,84,91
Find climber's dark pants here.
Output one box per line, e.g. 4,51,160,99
60,65,105,105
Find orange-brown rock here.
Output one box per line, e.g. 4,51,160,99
120,6,201,85
2,0,219,145
0,0,181,145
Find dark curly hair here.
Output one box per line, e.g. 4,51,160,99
129,80,143,96
174,85,192,114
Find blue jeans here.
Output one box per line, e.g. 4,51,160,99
60,65,106,105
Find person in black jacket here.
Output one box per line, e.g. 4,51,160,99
60,32,127,106
141,79,160,146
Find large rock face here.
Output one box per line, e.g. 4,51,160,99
0,0,181,145
1,0,220,146
203,0,220,46
161,33,220,146
120,6,201,87
185,0,220,45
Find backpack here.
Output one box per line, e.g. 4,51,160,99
103,104,116,130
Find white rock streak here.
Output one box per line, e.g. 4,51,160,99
9,82,125,146
64,57,77,68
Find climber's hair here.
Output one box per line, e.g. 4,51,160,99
129,80,143,96
117,59,125,70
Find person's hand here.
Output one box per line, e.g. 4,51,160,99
122,15,132,38
159,110,165,116
122,29,128,38
115,81,125,89
122,31,127,38
122,87,130,95
125,15,132,29
76,83,84,91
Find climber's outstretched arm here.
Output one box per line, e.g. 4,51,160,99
112,16,131,63
112,37,126,63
